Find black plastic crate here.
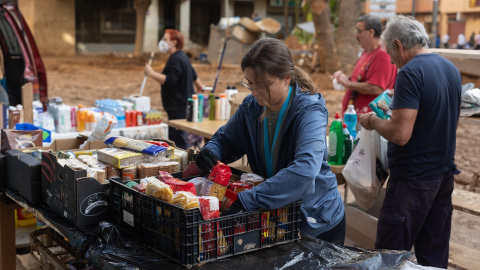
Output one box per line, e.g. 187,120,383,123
143,196,301,268
109,177,148,244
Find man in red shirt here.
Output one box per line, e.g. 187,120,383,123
332,15,397,118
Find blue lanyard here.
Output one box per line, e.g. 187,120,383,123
263,86,292,178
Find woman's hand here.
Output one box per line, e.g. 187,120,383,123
195,148,218,175
144,64,154,77
220,199,245,217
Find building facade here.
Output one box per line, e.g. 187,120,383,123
17,0,301,56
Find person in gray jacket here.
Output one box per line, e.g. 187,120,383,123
196,38,345,244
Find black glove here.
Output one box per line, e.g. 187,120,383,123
195,148,218,175
221,199,246,217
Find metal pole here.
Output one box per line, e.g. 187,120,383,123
432,0,439,48
412,0,416,18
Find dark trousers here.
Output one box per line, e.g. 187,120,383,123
316,214,346,246
375,169,458,268
166,109,188,149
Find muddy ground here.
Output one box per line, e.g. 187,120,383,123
44,52,480,250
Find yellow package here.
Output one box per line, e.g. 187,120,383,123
146,181,174,203
172,191,199,210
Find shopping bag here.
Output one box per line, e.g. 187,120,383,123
342,129,381,210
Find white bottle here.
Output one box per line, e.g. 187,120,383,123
192,94,198,122
224,86,238,119
219,93,227,120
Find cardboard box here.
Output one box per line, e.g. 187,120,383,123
229,92,249,118
345,188,385,249
41,151,110,227
6,150,42,204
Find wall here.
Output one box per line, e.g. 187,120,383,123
465,14,480,39
19,0,75,56
395,0,433,13
441,0,480,13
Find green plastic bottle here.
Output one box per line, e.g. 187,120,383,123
328,112,344,165
342,123,353,164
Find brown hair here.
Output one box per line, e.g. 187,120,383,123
165,29,184,50
241,38,316,118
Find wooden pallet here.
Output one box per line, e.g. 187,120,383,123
449,242,480,270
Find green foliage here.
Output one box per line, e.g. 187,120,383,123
292,27,315,44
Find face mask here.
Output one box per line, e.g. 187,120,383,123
158,40,169,53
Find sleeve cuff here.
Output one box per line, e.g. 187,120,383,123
238,189,258,211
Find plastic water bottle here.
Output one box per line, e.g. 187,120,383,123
344,104,357,139
342,123,353,164
328,112,344,165
112,103,126,128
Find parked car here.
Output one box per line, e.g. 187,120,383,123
0,0,47,108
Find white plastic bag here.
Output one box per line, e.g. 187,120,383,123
342,129,381,210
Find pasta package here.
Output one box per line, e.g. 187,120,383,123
165,178,196,195
200,180,228,203
198,196,219,220
104,136,167,156
146,181,174,203
188,177,206,195
172,191,200,210
97,148,144,169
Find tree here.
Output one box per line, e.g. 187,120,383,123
133,0,152,57
335,0,362,74
309,0,340,73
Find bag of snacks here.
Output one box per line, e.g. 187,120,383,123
165,178,196,195
228,181,253,193
172,191,199,210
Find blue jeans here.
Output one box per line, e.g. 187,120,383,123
375,168,459,268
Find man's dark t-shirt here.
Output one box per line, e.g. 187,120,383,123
388,53,462,179
161,50,197,112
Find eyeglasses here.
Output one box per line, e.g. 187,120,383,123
356,28,370,34
241,76,280,92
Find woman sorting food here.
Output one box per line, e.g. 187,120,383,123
195,38,345,245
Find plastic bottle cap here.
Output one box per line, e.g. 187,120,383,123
343,123,347,128
192,95,198,100
347,105,355,111
335,112,340,119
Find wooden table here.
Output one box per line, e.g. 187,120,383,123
167,119,228,140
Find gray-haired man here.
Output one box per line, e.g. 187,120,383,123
359,15,461,268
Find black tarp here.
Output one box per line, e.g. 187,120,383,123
78,222,411,270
